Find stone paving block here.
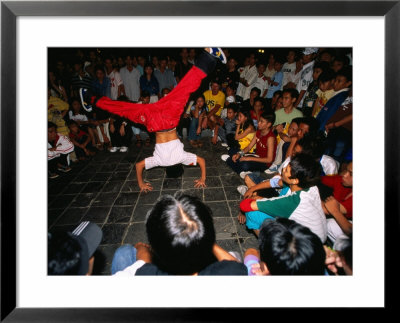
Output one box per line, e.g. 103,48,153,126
54,207,87,226
114,192,139,206
81,206,111,225
107,206,135,224
123,223,148,245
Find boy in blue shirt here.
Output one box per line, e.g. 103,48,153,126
265,57,284,110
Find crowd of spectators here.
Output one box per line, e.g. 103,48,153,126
48,47,353,276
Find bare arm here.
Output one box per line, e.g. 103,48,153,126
285,136,298,159
324,197,352,235
194,156,207,188
212,244,239,262
294,90,306,107
136,159,153,193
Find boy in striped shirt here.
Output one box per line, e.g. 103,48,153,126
79,48,227,192
239,153,327,243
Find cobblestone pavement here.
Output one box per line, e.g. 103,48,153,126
48,136,258,275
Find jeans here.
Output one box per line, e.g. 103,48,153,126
188,117,200,141
225,147,268,174
111,244,137,275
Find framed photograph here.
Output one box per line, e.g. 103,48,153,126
1,0,398,320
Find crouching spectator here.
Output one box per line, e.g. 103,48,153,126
244,218,326,275
48,221,103,275
48,121,74,178
67,120,96,160
111,193,247,276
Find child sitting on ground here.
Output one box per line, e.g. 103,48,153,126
239,153,327,243
217,103,238,147
250,97,265,129
67,120,96,160
244,218,326,275
48,121,74,178
188,95,207,148
222,112,277,179
311,69,336,117
80,47,227,192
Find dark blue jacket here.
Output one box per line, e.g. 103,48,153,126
316,90,349,131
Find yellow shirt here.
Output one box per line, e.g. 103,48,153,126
203,90,226,116
239,128,256,152
48,96,70,135
314,89,336,117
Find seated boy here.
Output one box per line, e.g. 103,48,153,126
217,103,238,147
239,153,328,243
244,218,326,275
67,120,96,160
311,69,336,117
48,121,74,178
111,193,247,276
80,47,226,192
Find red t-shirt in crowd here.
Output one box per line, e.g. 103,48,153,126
321,175,353,219
255,129,277,166
69,129,87,141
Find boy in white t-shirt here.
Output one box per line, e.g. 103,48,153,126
281,49,297,90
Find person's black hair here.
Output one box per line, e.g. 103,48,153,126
48,231,83,275
195,94,206,103
210,79,221,86
141,90,151,98
144,63,154,73
333,54,350,66
161,88,171,95
256,62,266,68
227,103,239,113
273,90,283,98
250,87,261,97
339,234,352,269
48,121,57,129
145,193,216,275
296,135,325,160
237,107,254,130
313,61,330,73
299,116,319,138
288,153,321,189
260,111,276,125
94,65,105,74
254,97,265,106
291,117,303,126
165,164,184,178
282,88,299,100
117,95,131,102
226,83,237,91
158,56,168,62
336,66,352,83
274,56,285,65
258,218,325,275
66,119,79,127
319,48,336,59
318,69,336,83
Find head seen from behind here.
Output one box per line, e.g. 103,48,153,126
258,218,325,275
145,193,216,275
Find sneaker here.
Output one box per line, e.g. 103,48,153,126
49,172,59,179
237,185,248,196
119,146,128,153
109,147,119,153
209,47,227,64
221,154,230,162
240,171,252,179
221,142,228,147
57,165,71,173
79,88,94,112
265,165,279,174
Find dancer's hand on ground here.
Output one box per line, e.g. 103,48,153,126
194,178,206,188
139,182,153,193
237,212,246,224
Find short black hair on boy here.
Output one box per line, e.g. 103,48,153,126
226,83,237,91
227,103,239,113
336,66,352,83
145,193,216,275
258,218,325,275
48,121,57,129
165,164,184,178
260,111,276,125
296,135,325,160
313,61,330,73
250,87,261,97
291,117,303,126
48,231,83,275
254,97,265,106
66,120,79,127
273,90,283,98
288,153,321,189
282,88,299,100
141,90,151,98
274,56,285,65
318,69,336,83
299,116,319,138
333,54,350,66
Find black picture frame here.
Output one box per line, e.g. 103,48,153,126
1,1,398,321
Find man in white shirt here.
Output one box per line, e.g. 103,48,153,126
295,48,318,108
119,55,141,102
236,53,258,101
104,58,124,100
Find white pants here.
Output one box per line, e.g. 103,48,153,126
327,218,352,243
97,122,110,143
